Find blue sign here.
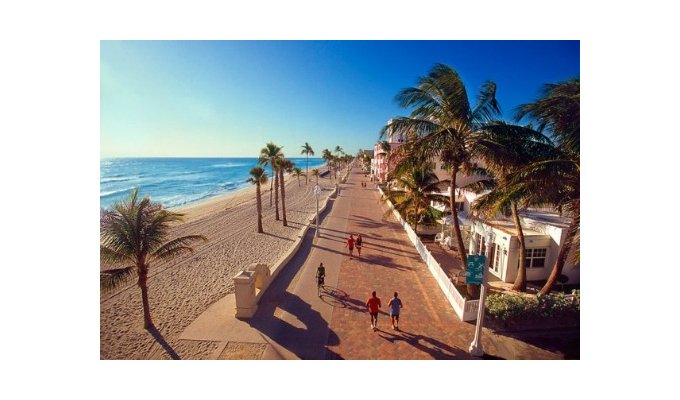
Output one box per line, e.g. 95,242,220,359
466,255,486,285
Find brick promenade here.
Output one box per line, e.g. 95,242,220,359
183,164,566,359
258,165,563,359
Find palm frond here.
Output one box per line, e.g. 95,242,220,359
151,235,208,261
100,266,137,293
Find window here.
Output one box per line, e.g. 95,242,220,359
493,244,502,272
520,248,547,269
489,244,502,273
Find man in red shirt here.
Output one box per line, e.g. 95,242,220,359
366,291,382,331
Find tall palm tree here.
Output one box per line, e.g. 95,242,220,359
322,148,333,179
247,167,268,233
512,79,580,295
292,167,305,187
278,158,295,227
311,168,320,184
334,145,344,157
259,142,283,219
301,142,315,184
385,165,445,235
382,63,500,298
469,122,554,292
100,189,207,329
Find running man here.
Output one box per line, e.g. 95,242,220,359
366,291,382,331
355,234,363,257
388,292,403,330
316,262,326,294
345,234,355,258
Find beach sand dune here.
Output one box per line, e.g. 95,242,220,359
100,175,335,359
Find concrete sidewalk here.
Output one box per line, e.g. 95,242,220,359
179,165,565,359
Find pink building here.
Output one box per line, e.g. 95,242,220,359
371,119,404,182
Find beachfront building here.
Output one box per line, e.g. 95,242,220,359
468,211,580,285
358,149,374,173
371,119,405,183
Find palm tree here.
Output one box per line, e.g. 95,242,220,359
247,167,268,233
311,168,320,184
385,165,445,235
469,122,554,292
321,148,333,178
512,79,580,295
301,142,315,184
382,63,500,298
292,167,305,186
259,142,283,220
334,145,344,157
100,189,207,329
278,158,295,226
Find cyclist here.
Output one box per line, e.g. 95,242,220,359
316,262,326,296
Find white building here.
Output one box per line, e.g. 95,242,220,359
468,211,580,285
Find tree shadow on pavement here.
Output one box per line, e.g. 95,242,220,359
376,329,472,360
245,222,341,360
365,254,414,272
249,291,341,360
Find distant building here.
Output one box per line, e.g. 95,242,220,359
371,119,405,182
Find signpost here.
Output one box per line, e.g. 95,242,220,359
468,231,494,356
465,255,485,285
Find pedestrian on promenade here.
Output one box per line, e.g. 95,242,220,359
345,234,355,258
388,292,403,330
355,234,363,257
366,291,382,331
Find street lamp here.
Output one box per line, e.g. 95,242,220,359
313,184,322,237
469,229,495,357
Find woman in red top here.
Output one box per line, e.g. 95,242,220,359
345,234,355,258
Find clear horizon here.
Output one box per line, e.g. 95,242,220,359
101,40,579,158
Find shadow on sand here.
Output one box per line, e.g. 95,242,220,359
146,325,181,360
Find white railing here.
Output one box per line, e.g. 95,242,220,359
378,186,477,321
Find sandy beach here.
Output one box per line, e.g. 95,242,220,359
100,173,336,359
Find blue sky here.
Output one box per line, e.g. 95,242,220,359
101,40,579,158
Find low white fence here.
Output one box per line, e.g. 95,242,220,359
378,186,479,321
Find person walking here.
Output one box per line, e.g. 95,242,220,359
388,292,403,330
366,291,382,331
355,234,363,257
345,234,355,258
315,262,326,296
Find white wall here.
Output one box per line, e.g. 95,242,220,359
469,219,580,285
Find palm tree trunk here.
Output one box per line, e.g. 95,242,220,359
138,264,153,329
256,183,263,233
280,168,287,226
306,155,309,184
274,167,280,220
297,176,300,187
511,202,527,292
451,166,476,298
269,165,274,207
539,217,578,295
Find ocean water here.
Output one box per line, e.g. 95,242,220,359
100,157,327,210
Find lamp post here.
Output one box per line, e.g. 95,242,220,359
313,184,322,238
469,229,495,357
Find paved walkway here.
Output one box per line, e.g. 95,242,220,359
180,165,564,359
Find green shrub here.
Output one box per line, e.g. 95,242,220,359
485,292,579,321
